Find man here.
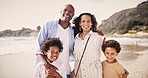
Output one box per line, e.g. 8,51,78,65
36,4,75,78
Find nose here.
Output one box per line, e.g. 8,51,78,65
107,54,112,58
65,10,69,14
84,22,89,25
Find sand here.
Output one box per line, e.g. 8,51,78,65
0,52,35,78
117,42,148,78
0,42,148,78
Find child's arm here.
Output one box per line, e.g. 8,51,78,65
37,54,58,70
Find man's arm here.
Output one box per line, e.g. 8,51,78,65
37,54,58,70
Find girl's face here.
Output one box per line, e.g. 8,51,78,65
104,47,118,63
44,46,60,62
79,15,92,33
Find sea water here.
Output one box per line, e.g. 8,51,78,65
0,37,37,55
0,36,148,55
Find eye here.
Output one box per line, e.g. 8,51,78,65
111,53,115,55
105,52,109,54
87,20,91,23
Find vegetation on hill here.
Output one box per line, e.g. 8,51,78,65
98,1,148,34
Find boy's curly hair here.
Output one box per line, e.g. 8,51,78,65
102,40,121,53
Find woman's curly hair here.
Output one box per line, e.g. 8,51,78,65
41,38,63,53
102,40,121,53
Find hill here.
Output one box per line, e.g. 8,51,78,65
98,1,148,34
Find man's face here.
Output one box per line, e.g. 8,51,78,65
60,4,74,22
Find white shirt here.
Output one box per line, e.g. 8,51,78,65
33,61,66,78
56,24,71,74
74,31,104,78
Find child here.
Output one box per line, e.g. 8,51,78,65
102,40,129,78
33,38,66,78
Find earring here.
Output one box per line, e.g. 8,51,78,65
79,27,82,32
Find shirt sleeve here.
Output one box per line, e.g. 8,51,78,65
117,64,125,78
35,22,49,55
33,62,44,78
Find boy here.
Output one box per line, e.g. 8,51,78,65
102,40,129,78
33,38,66,78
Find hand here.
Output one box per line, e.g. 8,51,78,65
124,68,129,76
44,62,58,70
96,30,104,36
45,68,62,78
120,69,129,78
121,73,128,78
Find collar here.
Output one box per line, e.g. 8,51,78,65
75,30,92,40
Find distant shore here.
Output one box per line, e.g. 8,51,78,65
110,32,148,38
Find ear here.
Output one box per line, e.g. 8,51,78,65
91,23,93,26
116,53,118,56
79,23,81,27
44,51,47,55
60,10,62,14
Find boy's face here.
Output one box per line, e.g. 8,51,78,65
104,47,118,63
44,46,60,62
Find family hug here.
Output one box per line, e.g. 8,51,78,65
33,4,129,78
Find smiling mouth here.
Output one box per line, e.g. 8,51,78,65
83,25,90,29
53,57,57,59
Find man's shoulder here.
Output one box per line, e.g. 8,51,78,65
43,20,59,29
45,19,59,24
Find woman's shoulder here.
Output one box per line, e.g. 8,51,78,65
91,32,105,39
91,31,103,36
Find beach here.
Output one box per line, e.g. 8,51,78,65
0,52,35,78
0,37,148,78
118,42,148,78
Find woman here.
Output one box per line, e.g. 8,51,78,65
73,13,104,78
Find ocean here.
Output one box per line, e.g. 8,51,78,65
0,36,148,55
0,37,37,55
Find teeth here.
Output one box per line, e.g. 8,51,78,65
65,15,69,18
53,57,57,59
83,26,89,28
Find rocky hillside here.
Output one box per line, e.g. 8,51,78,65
0,27,38,37
99,1,148,34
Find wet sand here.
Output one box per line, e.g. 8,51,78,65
117,42,148,78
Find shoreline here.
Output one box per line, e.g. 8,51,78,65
109,32,148,39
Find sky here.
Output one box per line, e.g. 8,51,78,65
0,0,146,31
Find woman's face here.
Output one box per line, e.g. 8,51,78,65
79,15,92,33
44,46,60,62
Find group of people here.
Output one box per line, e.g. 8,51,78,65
33,4,129,78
